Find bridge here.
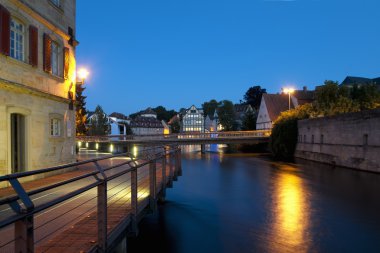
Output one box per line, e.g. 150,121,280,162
77,130,271,153
0,145,181,253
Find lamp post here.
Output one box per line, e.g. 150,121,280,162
283,87,295,110
77,68,89,85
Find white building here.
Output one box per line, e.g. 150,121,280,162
181,105,204,132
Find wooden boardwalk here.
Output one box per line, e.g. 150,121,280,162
0,148,181,253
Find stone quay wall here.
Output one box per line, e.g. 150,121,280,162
295,109,380,173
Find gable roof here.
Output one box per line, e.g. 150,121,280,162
109,112,129,120
293,90,315,105
262,94,295,121
340,76,380,86
140,107,157,116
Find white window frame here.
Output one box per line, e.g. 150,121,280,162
51,41,61,76
50,118,62,137
10,18,25,61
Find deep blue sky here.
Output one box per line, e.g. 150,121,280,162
76,0,380,115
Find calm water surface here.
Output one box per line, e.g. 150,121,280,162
128,149,380,253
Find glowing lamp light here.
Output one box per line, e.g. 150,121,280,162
77,68,89,82
110,144,114,153
283,87,295,94
95,143,99,150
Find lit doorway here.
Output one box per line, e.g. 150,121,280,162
10,113,26,173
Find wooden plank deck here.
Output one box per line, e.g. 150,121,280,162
0,156,178,253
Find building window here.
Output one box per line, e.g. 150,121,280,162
50,0,61,7
10,18,24,61
51,41,61,76
51,118,61,136
320,134,324,144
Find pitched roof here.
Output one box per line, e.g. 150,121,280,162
109,112,129,120
293,90,315,105
341,76,374,85
263,94,295,121
234,104,250,113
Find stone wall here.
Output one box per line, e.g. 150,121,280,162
295,109,380,173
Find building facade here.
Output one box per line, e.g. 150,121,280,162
181,105,204,133
0,0,77,175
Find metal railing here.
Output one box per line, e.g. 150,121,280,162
0,145,182,252
77,130,271,143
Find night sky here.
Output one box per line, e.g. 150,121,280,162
76,0,380,115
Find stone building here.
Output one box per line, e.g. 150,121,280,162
0,0,77,175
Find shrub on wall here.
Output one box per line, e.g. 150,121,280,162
270,104,314,161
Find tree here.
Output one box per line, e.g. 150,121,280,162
217,100,236,131
202,99,220,118
75,84,87,135
351,83,380,110
170,120,181,133
244,86,267,110
270,103,314,161
88,105,109,136
241,110,256,130
153,106,177,122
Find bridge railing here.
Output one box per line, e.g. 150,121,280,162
0,145,181,252
76,130,271,143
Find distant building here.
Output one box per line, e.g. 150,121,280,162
291,86,315,107
256,94,296,130
130,116,164,135
205,110,218,132
340,76,380,90
129,108,164,135
108,112,130,135
181,105,204,133
234,104,255,130
0,0,77,174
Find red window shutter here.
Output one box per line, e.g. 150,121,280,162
29,25,38,67
63,47,69,79
0,4,11,56
43,33,52,73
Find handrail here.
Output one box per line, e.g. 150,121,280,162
76,130,271,143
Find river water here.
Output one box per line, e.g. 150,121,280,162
128,147,380,253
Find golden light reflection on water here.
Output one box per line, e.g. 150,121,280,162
270,168,310,253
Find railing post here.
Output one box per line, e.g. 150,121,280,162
15,215,34,253
97,180,107,252
94,161,108,252
149,161,157,212
9,178,35,253
129,168,139,236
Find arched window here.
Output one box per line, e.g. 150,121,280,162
10,18,25,61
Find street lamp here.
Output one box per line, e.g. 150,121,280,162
77,68,89,85
283,87,295,110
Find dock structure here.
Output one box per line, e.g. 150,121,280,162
0,146,182,253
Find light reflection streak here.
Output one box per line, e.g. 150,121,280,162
270,169,310,252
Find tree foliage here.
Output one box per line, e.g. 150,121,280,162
202,99,220,118
153,106,177,122
244,85,267,110
217,100,236,131
314,80,380,116
88,105,109,136
241,110,257,130
170,120,181,133
75,85,87,136
270,104,314,161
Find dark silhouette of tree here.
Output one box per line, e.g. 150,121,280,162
88,105,109,136
244,86,267,110
217,100,236,131
242,110,256,130
202,99,220,118
75,84,87,135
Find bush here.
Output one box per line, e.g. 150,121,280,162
270,104,313,161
